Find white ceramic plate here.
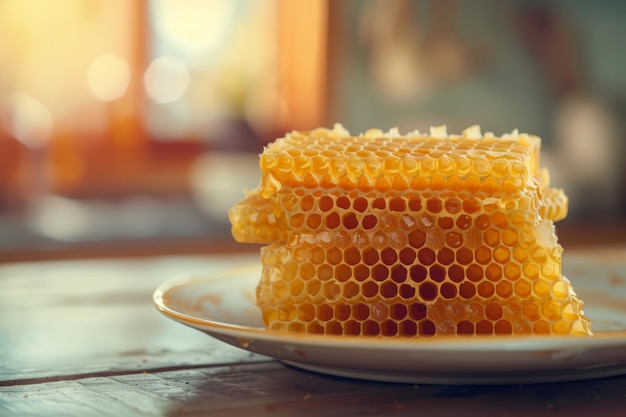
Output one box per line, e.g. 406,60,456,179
153,257,626,385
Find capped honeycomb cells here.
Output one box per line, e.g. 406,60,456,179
256,130,566,219
255,191,590,337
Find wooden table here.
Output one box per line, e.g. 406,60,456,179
1,250,626,416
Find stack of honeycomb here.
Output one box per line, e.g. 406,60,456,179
229,124,591,337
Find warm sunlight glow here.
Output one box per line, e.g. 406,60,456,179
151,0,236,57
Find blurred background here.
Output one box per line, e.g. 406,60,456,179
0,0,624,261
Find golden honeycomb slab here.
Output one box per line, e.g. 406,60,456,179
229,125,586,337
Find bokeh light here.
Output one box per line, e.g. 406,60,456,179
86,54,131,102
143,56,191,104
6,93,53,149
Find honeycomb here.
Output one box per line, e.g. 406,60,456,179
229,124,591,337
